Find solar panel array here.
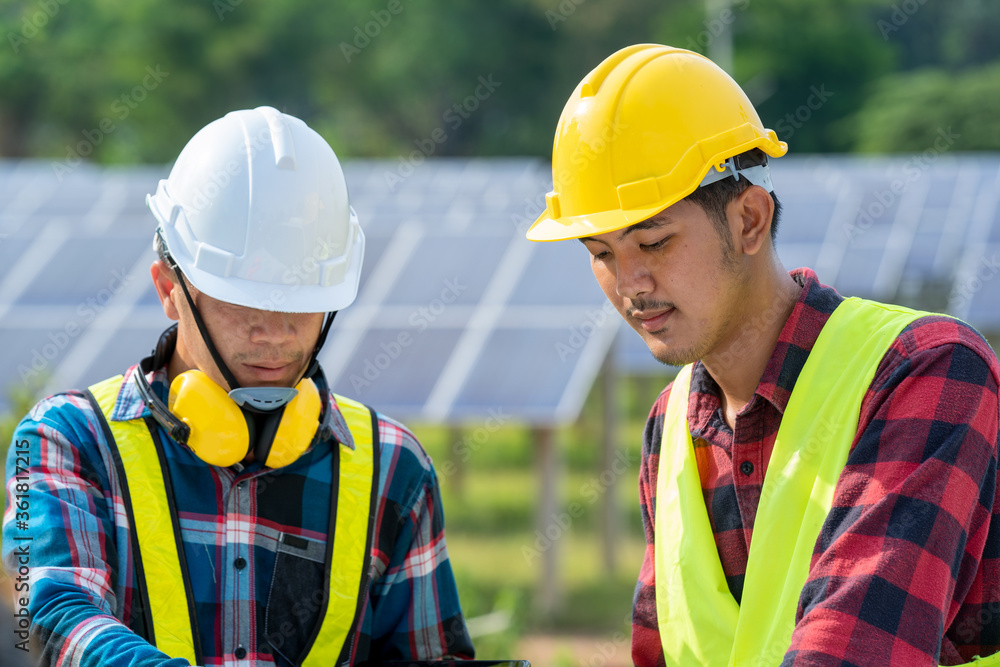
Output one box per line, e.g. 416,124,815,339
314,159,617,423
617,153,1000,373
0,154,997,420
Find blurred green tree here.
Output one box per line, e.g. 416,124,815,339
0,0,998,162
849,62,1000,152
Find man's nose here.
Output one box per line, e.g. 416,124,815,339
248,312,296,344
616,255,654,300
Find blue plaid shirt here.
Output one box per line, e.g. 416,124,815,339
2,363,473,666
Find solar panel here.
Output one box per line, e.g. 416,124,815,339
20,238,148,305
441,320,616,423
776,243,822,274
905,233,944,276
0,238,31,285
328,326,465,413
0,155,996,422
382,236,505,306
774,196,836,244
33,183,103,216
968,286,1000,328
76,324,170,386
509,241,607,306
955,243,1000,327
0,328,76,391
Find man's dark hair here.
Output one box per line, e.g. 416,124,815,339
153,231,177,276
684,148,782,245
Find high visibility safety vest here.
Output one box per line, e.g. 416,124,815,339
654,297,1000,667
86,375,379,666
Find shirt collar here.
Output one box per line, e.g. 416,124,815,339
689,267,844,418
755,267,844,414
109,364,154,422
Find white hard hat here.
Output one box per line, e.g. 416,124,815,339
147,106,364,313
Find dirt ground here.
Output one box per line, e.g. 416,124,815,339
516,633,633,667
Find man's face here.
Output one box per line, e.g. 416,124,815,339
580,198,745,367
152,263,324,389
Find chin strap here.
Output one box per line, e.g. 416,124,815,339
159,227,242,392
172,269,243,392
303,311,336,380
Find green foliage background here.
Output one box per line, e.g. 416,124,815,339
1,0,998,163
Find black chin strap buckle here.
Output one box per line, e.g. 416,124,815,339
133,353,191,444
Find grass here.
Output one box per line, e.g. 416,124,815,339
403,373,667,647
0,376,48,513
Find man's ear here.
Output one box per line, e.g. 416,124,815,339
150,260,181,321
732,185,774,257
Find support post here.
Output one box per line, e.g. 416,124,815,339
600,351,620,574
535,426,559,613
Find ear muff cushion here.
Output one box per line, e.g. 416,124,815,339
266,378,321,469
169,370,249,467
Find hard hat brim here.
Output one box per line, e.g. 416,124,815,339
526,204,666,243
158,221,365,313
176,255,363,313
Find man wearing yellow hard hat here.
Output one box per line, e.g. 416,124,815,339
528,45,1000,666
1,107,475,665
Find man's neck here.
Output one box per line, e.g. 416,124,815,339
166,344,195,385
701,267,802,430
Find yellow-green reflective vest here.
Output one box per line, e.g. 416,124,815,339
655,297,1000,667
87,375,378,666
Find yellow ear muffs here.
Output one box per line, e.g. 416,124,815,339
266,378,321,469
169,370,250,467
167,370,322,469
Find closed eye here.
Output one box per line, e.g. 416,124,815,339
641,235,672,251
581,240,610,260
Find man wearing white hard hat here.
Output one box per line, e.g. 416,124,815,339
1,107,474,666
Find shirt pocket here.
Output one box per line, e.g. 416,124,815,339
264,532,327,665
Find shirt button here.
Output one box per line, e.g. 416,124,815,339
740,461,754,476
236,481,247,490
234,646,247,660
234,557,247,570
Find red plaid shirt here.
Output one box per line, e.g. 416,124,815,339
632,268,1000,666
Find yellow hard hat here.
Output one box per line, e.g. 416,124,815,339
527,44,787,242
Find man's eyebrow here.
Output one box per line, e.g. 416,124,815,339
578,216,673,245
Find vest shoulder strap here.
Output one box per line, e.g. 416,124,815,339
301,393,380,667
86,374,200,665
